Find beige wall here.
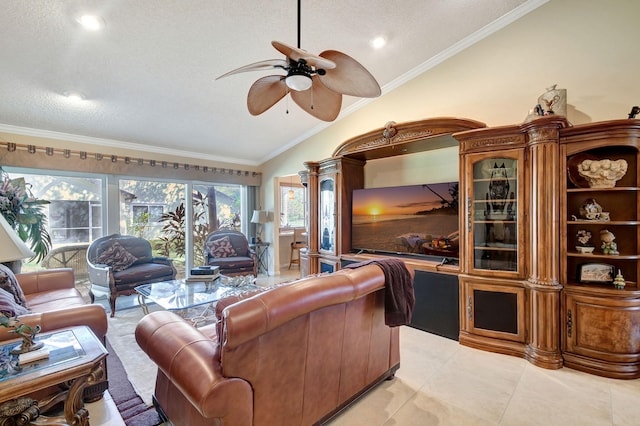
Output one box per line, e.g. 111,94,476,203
262,0,640,272
1,0,638,273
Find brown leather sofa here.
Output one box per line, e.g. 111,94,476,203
136,264,409,426
0,268,109,401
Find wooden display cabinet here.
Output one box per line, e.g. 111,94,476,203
463,150,525,279
303,118,485,276
456,117,568,370
459,276,527,349
303,157,365,275
560,119,640,378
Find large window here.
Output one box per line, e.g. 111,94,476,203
2,167,251,276
4,171,103,245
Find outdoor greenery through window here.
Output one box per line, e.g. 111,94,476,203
2,170,102,271
2,167,248,278
280,183,305,230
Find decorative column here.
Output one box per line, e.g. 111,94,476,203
522,116,568,369
303,161,320,275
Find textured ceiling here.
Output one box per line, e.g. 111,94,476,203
0,0,539,166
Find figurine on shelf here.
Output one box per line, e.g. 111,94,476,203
579,198,603,221
600,229,619,255
613,270,626,289
575,229,594,254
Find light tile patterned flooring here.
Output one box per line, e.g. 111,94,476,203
88,269,640,426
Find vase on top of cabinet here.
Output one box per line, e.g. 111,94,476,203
560,119,640,379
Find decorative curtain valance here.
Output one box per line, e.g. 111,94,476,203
0,141,262,186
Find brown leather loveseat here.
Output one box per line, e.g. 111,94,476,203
0,268,109,401
136,263,411,425
0,268,107,343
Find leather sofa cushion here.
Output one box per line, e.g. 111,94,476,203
113,262,175,286
26,288,87,312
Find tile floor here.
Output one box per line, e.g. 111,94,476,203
87,269,640,426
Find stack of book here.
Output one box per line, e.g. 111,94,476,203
187,266,220,282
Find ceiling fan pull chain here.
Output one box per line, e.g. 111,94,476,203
286,87,290,114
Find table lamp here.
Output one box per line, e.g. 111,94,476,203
250,210,268,243
0,213,35,271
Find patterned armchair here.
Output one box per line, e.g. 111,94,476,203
87,234,176,317
204,230,257,277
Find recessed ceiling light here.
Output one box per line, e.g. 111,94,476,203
370,36,387,49
77,14,104,31
63,91,86,101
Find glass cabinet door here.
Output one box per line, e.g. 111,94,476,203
467,153,523,275
319,177,336,253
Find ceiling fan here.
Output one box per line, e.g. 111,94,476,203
216,0,381,122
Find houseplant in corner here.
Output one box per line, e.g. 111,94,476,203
0,170,51,268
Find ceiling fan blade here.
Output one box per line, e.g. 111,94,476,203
318,50,381,98
272,41,336,70
247,75,288,115
216,59,287,80
291,76,342,122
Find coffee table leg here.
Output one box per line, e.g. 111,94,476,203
137,293,149,315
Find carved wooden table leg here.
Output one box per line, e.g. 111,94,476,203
0,397,40,425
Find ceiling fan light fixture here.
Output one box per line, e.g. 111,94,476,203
285,73,312,91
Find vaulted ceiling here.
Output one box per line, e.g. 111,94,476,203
0,0,541,166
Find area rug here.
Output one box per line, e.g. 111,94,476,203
105,297,161,406
106,339,161,426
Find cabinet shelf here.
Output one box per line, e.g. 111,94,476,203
567,187,639,193
567,220,640,225
567,252,640,260
472,199,517,204
473,220,517,224
474,245,517,252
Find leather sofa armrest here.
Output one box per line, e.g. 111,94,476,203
0,304,108,342
151,257,173,265
136,311,253,421
16,268,75,295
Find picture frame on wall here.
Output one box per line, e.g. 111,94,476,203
578,263,615,284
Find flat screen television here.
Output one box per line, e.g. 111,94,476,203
351,182,459,260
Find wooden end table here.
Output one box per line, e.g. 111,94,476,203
0,325,107,425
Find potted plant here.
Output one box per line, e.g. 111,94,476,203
0,170,51,266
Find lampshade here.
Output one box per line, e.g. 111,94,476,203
285,74,312,91
0,213,35,263
251,210,268,224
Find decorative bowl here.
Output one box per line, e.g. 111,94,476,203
577,158,628,188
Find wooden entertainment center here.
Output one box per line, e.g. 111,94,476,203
301,116,640,379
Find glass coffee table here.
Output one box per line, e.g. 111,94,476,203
135,276,259,327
